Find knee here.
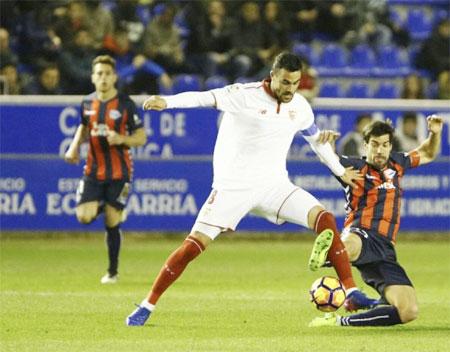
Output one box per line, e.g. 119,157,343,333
397,303,419,323
76,211,95,224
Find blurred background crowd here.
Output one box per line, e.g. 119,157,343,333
0,0,449,99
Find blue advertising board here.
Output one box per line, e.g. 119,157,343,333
0,159,449,232
1,97,449,232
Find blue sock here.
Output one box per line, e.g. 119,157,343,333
340,306,402,326
105,225,122,276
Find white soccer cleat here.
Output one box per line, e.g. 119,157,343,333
100,273,118,284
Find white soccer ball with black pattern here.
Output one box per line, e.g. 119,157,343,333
309,276,346,312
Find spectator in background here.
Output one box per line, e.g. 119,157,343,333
53,0,88,46
342,0,393,49
141,4,189,75
416,19,450,79
338,113,372,156
0,27,18,68
0,62,24,95
59,28,97,94
316,1,353,41
112,0,145,45
230,1,278,78
103,26,171,94
297,58,319,102
23,64,63,95
84,0,114,50
396,112,420,152
285,1,319,43
437,70,450,100
401,73,425,99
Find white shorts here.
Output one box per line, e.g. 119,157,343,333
191,180,322,240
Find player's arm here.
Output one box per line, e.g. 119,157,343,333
107,127,147,147
413,115,443,165
64,124,88,164
303,125,363,188
142,92,216,111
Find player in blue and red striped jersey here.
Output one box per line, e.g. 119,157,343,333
65,55,147,284
310,116,443,327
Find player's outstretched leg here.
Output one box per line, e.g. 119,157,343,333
126,234,206,326
309,306,402,327
312,210,378,310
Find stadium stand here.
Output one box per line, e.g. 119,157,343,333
0,0,448,97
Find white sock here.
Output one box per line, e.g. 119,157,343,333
140,300,155,311
346,287,357,295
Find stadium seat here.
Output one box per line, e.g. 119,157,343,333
407,8,433,40
316,44,347,76
373,82,399,99
347,44,376,76
292,43,318,66
319,82,344,98
172,74,203,93
234,77,253,84
346,82,370,98
374,45,410,77
204,75,229,90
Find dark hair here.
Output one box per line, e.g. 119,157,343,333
363,120,395,143
355,113,372,125
92,55,116,71
402,111,417,123
272,52,303,72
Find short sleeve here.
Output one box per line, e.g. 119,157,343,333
210,83,247,113
390,151,420,171
339,155,365,169
125,98,144,132
80,100,89,126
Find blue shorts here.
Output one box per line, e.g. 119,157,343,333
348,227,413,297
76,176,130,210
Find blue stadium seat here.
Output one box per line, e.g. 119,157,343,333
347,44,376,76
292,43,318,66
204,75,229,90
172,74,202,93
374,45,410,77
317,44,347,76
319,82,344,98
346,82,370,98
407,8,433,40
373,82,399,99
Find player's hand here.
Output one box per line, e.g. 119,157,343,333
317,130,340,145
427,115,443,134
339,167,363,188
142,95,167,111
106,129,124,146
64,149,80,164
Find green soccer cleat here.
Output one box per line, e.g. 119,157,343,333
309,312,340,327
309,229,334,271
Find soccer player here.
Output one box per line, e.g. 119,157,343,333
126,52,377,326
309,116,443,327
64,55,147,284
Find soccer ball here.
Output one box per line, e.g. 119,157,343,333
309,276,346,312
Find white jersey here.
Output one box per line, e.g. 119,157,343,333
210,81,315,189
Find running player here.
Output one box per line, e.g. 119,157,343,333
126,52,377,326
65,55,147,284
310,116,443,327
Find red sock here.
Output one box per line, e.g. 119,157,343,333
147,235,205,305
315,210,356,290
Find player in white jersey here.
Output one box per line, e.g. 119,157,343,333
126,52,378,326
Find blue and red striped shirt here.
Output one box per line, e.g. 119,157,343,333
81,92,143,181
337,151,420,243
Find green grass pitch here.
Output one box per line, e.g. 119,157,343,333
1,233,449,352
